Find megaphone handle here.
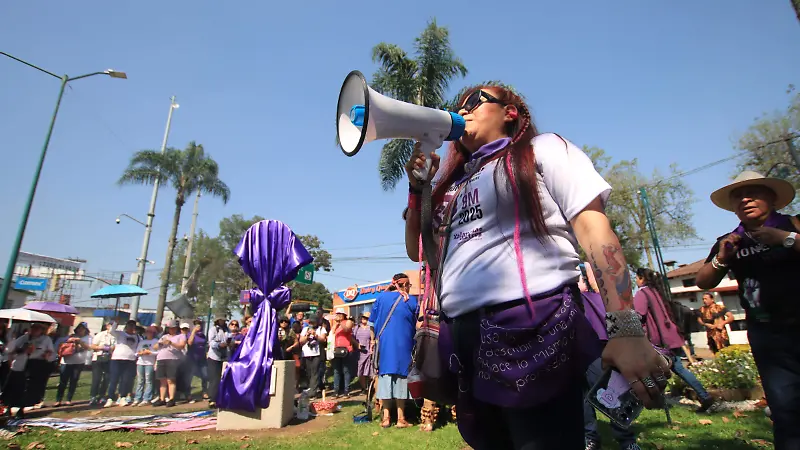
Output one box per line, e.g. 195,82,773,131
411,139,441,182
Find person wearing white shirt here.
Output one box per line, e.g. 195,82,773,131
299,319,327,398
54,323,92,406
89,321,116,406
132,326,159,406
104,320,140,407
1,323,54,418
402,85,668,449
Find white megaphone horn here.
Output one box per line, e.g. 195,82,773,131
336,70,466,181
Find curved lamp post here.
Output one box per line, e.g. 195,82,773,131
0,52,127,309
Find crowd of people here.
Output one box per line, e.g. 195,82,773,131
0,84,797,450
0,315,259,418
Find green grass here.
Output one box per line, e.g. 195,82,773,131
9,388,776,449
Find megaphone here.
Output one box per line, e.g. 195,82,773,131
336,70,466,181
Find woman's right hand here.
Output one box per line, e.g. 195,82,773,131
717,233,741,263
405,142,441,185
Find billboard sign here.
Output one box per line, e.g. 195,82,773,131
13,277,48,291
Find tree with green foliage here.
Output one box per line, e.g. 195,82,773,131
736,86,800,213
119,142,230,324
584,147,697,269
369,18,468,190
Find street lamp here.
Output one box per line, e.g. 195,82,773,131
0,52,127,309
129,96,179,322
116,213,147,227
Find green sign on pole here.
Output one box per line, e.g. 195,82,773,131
294,264,314,285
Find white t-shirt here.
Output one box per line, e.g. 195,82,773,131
61,335,92,365
300,326,327,358
136,338,159,366
110,331,140,361
9,334,55,372
437,133,612,317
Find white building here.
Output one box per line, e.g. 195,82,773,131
666,259,749,348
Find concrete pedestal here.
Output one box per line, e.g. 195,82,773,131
216,360,296,430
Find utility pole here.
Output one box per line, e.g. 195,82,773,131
181,191,201,294
113,273,125,317
205,280,216,335
130,96,179,322
639,187,672,301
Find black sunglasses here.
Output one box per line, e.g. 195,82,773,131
458,90,505,113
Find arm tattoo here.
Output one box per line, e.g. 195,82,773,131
588,243,635,311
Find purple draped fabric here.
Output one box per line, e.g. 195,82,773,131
217,220,313,412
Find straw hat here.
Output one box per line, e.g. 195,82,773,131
710,171,796,212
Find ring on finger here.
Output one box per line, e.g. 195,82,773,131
655,373,668,384
642,376,657,389
628,379,641,387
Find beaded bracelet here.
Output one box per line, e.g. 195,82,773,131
605,309,646,339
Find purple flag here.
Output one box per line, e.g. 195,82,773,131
217,220,313,412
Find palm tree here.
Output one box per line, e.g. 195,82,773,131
118,141,231,323
793,0,800,23
369,18,468,190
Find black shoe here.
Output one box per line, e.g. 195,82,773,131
697,397,715,413
166,400,175,408
151,400,165,407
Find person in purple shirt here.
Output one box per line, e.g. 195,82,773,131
188,319,209,401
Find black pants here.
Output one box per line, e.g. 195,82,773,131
304,355,322,395
56,364,83,402
91,360,111,399
748,322,800,450
207,359,224,403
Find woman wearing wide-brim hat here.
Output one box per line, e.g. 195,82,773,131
696,170,800,449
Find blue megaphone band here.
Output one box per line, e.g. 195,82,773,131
446,111,466,141
349,105,465,141
349,105,366,127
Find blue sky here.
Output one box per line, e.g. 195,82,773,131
1,1,798,310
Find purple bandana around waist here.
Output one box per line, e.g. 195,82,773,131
439,286,602,410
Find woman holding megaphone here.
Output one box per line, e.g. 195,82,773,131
403,85,669,450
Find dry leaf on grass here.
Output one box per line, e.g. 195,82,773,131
371,432,379,436
26,442,43,450
671,425,680,430
114,443,133,449
722,416,730,423
240,445,250,449
676,433,687,438
698,419,713,425
750,439,772,447
733,410,748,418
239,435,251,441
6,445,19,450
185,440,199,445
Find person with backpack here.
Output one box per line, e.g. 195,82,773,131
634,268,714,413
54,323,92,406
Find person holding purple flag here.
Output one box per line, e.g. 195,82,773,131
217,220,313,412
403,85,670,449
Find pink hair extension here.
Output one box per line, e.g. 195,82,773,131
505,154,535,320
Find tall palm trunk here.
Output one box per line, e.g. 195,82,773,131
156,197,185,324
